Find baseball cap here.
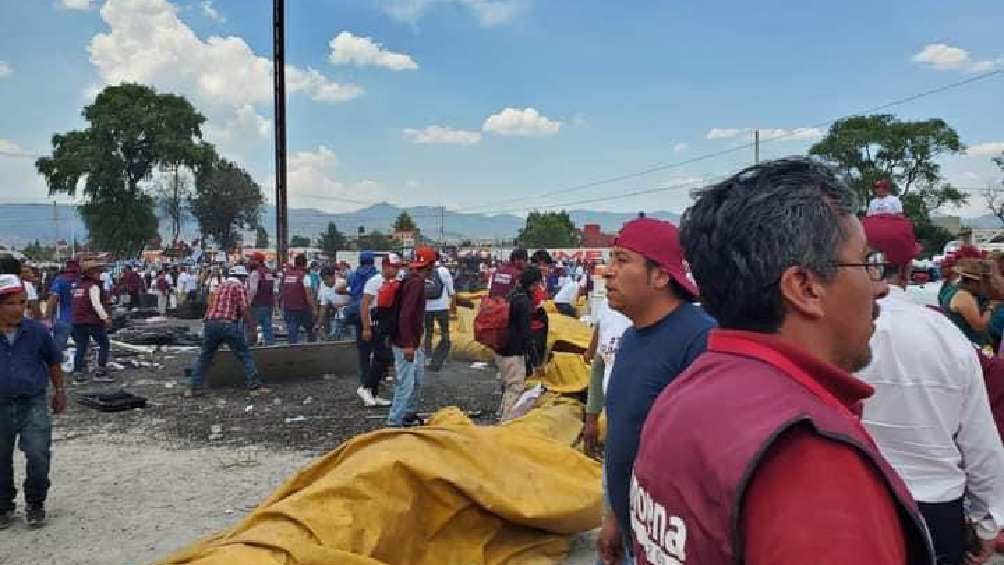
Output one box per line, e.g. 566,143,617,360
0,274,24,296
385,253,403,266
411,246,437,269
862,214,921,269
614,217,698,298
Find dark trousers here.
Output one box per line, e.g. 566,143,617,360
283,309,311,345
423,310,451,370
0,395,51,512
72,324,109,374
918,498,967,565
364,333,392,396
556,302,577,318
353,320,373,386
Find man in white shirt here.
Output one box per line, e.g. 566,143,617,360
177,267,198,303
859,218,1004,565
315,266,351,340
356,254,401,407
423,259,455,373
554,275,582,318
866,178,904,216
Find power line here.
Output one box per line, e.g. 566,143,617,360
458,68,1004,216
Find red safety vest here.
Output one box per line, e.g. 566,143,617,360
488,263,522,298
280,268,308,311
252,266,275,307
71,278,104,325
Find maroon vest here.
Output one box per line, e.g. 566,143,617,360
280,268,308,311
71,278,103,325
488,263,522,298
252,266,275,307
630,332,934,565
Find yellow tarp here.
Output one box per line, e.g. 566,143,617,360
528,352,590,393
157,399,602,565
545,313,592,354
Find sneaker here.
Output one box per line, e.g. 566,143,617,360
25,505,45,528
248,385,271,397
92,370,114,383
0,509,12,530
372,396,391,407
356,386,376,407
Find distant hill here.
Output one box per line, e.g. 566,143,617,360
0,202,681,248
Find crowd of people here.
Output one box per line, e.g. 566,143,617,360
3,156,1004,565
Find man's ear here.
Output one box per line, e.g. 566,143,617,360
649,266,672,291
778,265,826,320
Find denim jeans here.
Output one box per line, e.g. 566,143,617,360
189,320,261,390
72,324,109,374
283,309,311,345
251,306,275,346
423,310,451,370
52,320,73,355
387,347,425,427
0,394,52,512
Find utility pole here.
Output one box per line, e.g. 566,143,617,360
273,0,288,266
440,205,445,247
754,129,760,164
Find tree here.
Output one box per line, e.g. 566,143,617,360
356,230,395,251
190,157,263,251
255,226,269,249
290,235,312,247
987,154,1004,226
809,114,967,255
317,222,346,256
36,83,210,256
393,211,418,232
517,210,581,248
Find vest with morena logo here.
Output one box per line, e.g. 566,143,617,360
630,331,935,565
71,278,104,325
488,263,522,298
280,267,308,311
252,265,275,308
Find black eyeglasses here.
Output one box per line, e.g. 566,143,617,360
835,252,893,282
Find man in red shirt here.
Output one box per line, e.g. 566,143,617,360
387,247,434,427
630,158,935,564
187,266,264,397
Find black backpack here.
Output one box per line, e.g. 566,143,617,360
424,267,445,300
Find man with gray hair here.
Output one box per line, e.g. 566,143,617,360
630,158,934,564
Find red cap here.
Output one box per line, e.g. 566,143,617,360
411,246,437,269
0,275,24,297
862,214,921,268
614,218,698,298
873,179,891,191
250,252,266,263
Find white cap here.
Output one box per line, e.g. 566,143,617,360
229,265,249,277
0,274,23,296
385,253,403,266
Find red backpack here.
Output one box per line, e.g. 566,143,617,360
474,296,510,353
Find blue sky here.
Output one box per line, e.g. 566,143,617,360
0,0,1002,218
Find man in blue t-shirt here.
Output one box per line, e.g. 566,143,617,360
597,218,715,565
45,259,80,357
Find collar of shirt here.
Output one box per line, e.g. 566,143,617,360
1,321,24,345
708,329,874,417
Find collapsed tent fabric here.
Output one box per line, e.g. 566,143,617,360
528,352,591,394
156,398,602,565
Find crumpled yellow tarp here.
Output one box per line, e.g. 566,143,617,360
156,398,602,565
528,351,590,393
546,313,593,353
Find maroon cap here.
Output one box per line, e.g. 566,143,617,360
614,218,698,298
411,246,438,269
862,214,921,268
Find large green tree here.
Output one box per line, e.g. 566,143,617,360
986,153,1004,226
36,83,210,256
809,114,967,255
356,230,396,251
190,157,263,251
517,210,581,248
393,211,418,232
317,222,346,256
290,235,312,247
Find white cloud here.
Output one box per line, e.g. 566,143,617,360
202,104,271,141
329,31,417,71
200,0,225,23
403,125,481,145
382,0,528,28
287,145,387,211
87,0,362,153
482,107,560,137
968,142,1004,157
60,0,95,10
0,61,11,79
0,139,25,155
912,43,1000,73
672,142,688,154
706,128,743,140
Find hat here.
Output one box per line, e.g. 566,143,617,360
385,253,403,266
862,214,921,268
249,252,266,263
81,259,104,273
873,179,891,191
411,246,437,269
360,251,376,265
614,218,698,298
955,258,992,281
229,265,249,277
0,274,24,296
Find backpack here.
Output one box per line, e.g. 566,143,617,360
375,279,403,339
474,295,511,353
424,267,445,300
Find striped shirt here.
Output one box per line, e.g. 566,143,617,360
205,278,249,322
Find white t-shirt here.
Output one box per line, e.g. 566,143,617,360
554,278,580,304
363,273,384,311
23,281,38,301
318,278,350,308
425,266,455,312
100,272,113,292
867,195,903,216
595,301,632,392
177,272,198,293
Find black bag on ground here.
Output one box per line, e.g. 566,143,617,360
77,390,148,412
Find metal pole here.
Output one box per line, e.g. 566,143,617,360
273,0,288,266
754,129,760,164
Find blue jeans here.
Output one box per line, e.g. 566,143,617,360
283,309,311,345
52,320,73,355
387,347,425,427
251,306,275,346
72,324,109,374
0,394,52,512
189,320,261,390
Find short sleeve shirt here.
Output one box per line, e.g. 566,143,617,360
425,266,455,312
867,195,903,216
0,319,60,398
363,273,385,311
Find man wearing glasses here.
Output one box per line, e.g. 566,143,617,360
629,158,935,564
859,214,1004,565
